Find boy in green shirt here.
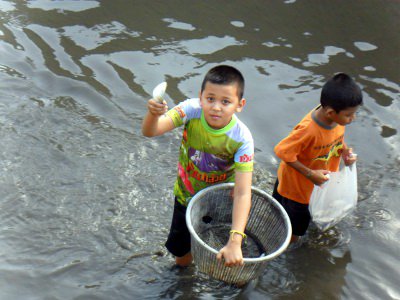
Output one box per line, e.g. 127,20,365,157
142,65,254,267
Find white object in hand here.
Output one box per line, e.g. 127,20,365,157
152,82,167,103
319,173,330,188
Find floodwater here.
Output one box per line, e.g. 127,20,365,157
0,1,399,299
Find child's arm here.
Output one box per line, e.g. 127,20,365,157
286,160,330,186
274,124,330,185
216,171,252,267
142,99,175,137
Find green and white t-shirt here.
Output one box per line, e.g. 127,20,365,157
166,98,254,206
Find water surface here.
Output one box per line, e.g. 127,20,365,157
0,1,399,299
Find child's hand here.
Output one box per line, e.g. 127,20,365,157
147,98,168,116
342,148,357,166
309,169,330,186
216,234,244,267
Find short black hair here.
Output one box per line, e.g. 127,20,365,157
201,65,245,99
320,73,363,113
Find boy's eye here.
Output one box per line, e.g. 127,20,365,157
222,99,231,105
207,97,214,102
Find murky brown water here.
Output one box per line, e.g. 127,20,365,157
0,1,399,299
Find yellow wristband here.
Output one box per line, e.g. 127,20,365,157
229,230,247,241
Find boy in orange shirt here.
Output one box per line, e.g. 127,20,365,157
273,73,363,242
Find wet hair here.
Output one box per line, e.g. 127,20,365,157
201,65,245,99
320,73,363,113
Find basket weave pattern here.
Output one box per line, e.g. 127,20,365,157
186,183,291,285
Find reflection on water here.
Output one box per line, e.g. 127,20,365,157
0,1,399,299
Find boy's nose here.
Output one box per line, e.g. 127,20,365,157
212,102,222,111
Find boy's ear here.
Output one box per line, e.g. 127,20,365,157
325,106,337,117
236,98,246,112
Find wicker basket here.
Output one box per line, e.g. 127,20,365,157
186,183,291,285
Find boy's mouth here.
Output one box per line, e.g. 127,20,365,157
210,114,221,119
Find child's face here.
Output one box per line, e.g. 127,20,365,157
199,82,245,129
331,106,359,126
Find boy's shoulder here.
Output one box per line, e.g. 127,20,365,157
177,98,202,116
291,106,345,139
167,98,201,125
232,116,253,140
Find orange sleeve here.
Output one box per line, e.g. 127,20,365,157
274,124,313,163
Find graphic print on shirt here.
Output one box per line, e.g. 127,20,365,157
313,141,344,162
188,147,230,172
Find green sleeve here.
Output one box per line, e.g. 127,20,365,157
166,109,183,128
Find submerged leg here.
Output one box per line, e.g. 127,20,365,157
175,252,193,267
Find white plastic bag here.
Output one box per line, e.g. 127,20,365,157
309,163,358,231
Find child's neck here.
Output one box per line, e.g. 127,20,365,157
314,106,336,127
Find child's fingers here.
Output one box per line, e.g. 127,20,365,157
148,99,167,114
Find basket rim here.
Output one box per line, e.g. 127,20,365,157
185,182,292,263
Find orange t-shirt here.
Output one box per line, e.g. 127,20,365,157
274,107,345,204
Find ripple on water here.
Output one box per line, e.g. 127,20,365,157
352,203,392,230
350,213,375,230
306,225,351,251
368,208,392,222
352,161,395,232
257,255,299,295
129,263,244,299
